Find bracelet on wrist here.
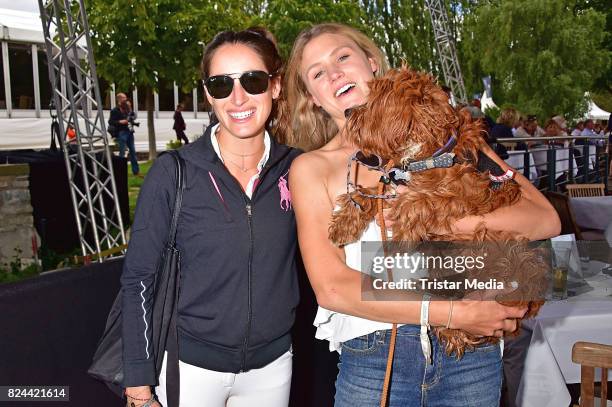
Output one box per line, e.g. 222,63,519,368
126,395,155,407
420,294,432,364
124,388,152,401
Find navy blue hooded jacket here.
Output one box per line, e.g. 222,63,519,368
121,124,301,386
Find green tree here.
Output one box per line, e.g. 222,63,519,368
362,0,435,71
460,0,610,121
86,0,246,159
258,0,368,60
361,0,479,88
575,0,612,112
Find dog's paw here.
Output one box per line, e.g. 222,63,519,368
328,193,377,245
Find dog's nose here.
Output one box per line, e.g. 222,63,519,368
344,104,365,119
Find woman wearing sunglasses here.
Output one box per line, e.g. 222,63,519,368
281,23,561,406
121,27,301,407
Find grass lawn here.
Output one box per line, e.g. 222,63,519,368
127,160,153,224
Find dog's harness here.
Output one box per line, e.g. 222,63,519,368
346,133,460,210
348,132,515,208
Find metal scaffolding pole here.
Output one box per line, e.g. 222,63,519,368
424,0,467,105
38,0,126,261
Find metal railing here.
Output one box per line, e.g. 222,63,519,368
496,135,609,193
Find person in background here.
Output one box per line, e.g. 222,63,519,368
581,119,606,147
552,115,569,137
593,121,603,135
512,114,525,136
491,108,527,150
571,121,584,137
109,93,140,176
581,119,596,137
515,115,544,148
66,124,76,144
466,100,485,120
543,119,565,147
471,99,496,131
172,103,189,144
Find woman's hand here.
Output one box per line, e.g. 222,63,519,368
449,299,526,337
474,145,560,240
125,386,161,407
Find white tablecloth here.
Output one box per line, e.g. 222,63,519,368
570,196,612,230
517,261,612,407
531,147,579,178
505,151,538,181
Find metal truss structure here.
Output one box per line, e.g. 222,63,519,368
38,0,126,261
424,0,468,105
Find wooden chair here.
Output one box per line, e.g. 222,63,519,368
566,184,606,198
545,191,583,240
572,341,612,407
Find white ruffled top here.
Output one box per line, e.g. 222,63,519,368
313,219,403,353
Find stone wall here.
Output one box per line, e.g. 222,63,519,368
0,164,38,267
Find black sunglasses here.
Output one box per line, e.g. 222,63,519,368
204,70,272,99
355,151,387,169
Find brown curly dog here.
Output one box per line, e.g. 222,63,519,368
328,66,547,358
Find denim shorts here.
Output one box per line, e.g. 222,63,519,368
335,324,502,407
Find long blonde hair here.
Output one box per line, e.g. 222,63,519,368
496,107,520,128
277,23,389,151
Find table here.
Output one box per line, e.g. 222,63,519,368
505,151,538,182
531,147,582,179
517,261,612,407
570,196,612,231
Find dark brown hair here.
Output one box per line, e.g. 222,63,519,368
201,27,284,138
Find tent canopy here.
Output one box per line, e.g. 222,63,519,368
587,99,611,121
480,91,498,112
0,8,44,44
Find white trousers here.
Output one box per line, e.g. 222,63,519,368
156,350,292,407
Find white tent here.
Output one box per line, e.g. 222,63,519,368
586,99,611,121
480,91,498,112
0,8,45,44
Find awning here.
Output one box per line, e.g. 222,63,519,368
0,8,45,44
586,99,611,121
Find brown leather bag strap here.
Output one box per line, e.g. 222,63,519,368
375,162,397,407
380,323,397,407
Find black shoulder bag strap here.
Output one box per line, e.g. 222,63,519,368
162,150,184,407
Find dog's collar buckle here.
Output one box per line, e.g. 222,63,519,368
402,152,456,172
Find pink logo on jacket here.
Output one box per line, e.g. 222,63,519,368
278,172,292,211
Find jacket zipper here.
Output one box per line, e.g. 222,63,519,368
214,160,273,372
241,202,254,372
240,166,276,370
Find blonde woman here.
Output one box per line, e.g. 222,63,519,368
281,23,560,406
491,107,527,150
